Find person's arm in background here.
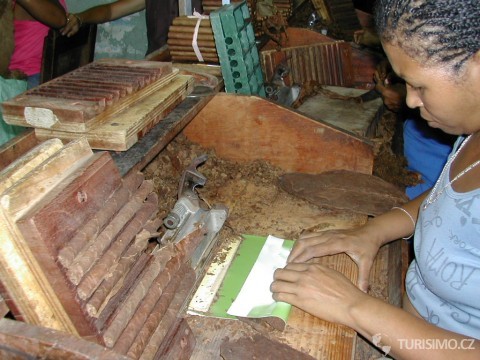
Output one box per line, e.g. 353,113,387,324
61,0,145,37
16,0,67,28
373,59,407,113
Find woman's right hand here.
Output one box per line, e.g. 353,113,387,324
61,13,82,37
288,226,383,292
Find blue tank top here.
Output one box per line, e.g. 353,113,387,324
406,136,480,339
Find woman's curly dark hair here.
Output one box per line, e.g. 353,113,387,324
374,0,480,74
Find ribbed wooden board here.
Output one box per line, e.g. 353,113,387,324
1,59,176,132
0,138,93,334
35,75,195,151
261,41,353,87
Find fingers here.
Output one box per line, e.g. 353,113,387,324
353,29,364,44
60,17,80,37
271,263,318,299
274,262,310,281
356,257,374,292
288,232,343,263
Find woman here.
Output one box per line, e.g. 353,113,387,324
9,0,68,88
271,0,480,358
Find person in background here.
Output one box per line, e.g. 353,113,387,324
60,0,202,57
374,59,455,200
272,1,480,359
8,0,68,89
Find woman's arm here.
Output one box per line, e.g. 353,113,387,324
16,0,67,28
61,0,145,37
288,192,427,291
351,290,479,359
272,263,479,359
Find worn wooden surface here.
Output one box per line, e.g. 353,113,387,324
0,138,93,333
0,77,404,359
179,108,403,358
2,60,175,132
279,170,408,216
0,129,40,171
260,27,382,89
0,318,129,360
15,152,122,337
0,136,207,357
111,94,216,177
296,86,383,137
35,75,195,151
183,93,374,175
183,183,403,359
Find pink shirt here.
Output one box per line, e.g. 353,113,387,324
9,0,67,76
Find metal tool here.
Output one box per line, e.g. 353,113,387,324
264,62,301,107
159,154,228,272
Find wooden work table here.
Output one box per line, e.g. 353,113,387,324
0,89,405,359
174,93,404,359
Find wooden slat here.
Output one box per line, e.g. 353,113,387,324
1,138,93,221
0,318,129,360
0,138,64,194
0,130,40,172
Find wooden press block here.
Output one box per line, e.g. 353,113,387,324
35,75,195,151
1,60,176,132
14,151,121,337
0,138,64,194
0,137,93,221
260,27,381,89
0,200,78,333
16,151,121,253
0,138,94,333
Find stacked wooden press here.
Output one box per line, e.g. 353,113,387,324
0,136,202,359
1,59,194,151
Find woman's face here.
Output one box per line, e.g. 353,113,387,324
383,42,480,135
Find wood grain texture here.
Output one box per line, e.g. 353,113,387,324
0,138,63,194
0,318,129,360
260,27,382,89
0,130,41,173
57,171,144,269
0,139,92,333
35,75,195,151
1,138,93,221
183,93,374,175
2,60,175,132
14,152,121,337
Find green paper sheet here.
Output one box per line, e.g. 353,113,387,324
191,234,293,324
